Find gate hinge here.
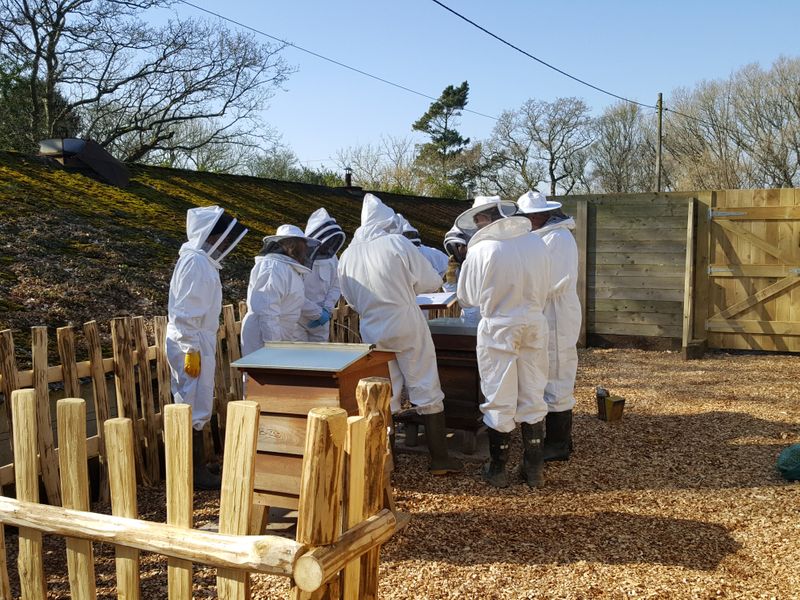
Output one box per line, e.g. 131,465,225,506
709,209,747,219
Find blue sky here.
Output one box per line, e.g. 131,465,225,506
175,1,800,173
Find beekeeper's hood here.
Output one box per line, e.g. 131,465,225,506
352,193,398,243
305,207,346,259
443,225,469,256
259,224,321,270
455,195,517,237
516,190,562,214
395,214,422,246
182,205,248,268
467,215,532,249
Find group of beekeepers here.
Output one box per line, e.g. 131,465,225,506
164,188,581,491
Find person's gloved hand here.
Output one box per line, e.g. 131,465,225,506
307,308,332,329
184,350,201,378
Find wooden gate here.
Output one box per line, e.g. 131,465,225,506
702,189,800,352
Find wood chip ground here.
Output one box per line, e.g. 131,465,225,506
4,348,799,599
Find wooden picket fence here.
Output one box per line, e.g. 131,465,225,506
0,376,397,599
0,302,364,505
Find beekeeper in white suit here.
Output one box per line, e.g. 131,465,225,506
166,205,247,490
396,214,450,279
456,195,551,488
339,193,463,475
517,190,582,461
240,225,321,356
300,208,346,342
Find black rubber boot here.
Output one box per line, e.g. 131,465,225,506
193,429,222,491
543,410,573,462
422,411,464,475
520,421,545,488
482,428,511,488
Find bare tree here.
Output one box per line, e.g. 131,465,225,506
731,58,800,187
662,80,752,190
477,109,546,197
335,135,421,194
589,102,656,193
485,97,593,196
0,0,292,162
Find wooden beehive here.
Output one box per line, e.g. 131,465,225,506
232,342,394,512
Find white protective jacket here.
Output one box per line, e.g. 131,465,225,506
166,206,242,430
240,254,312,356
457,217,551,432
339,194,445,414
535,216,582,411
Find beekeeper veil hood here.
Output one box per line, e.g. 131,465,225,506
443,225,469,263
352,193,397,243
305,207,346,259
260,224,321,270
396,214,422,246
455,195,517,237
185,205,248,266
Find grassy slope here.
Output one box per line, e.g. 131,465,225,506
0,151,465,363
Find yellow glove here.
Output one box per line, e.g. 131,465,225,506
184,351,201,378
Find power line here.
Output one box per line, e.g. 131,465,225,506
175,0,498,121
430,0,764,148
430,0,655,110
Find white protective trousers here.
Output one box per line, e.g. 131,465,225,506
477,317,549,433
457,217,551,432
536,221,581,412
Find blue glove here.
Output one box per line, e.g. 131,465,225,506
317,308,332,326
307,308,331,329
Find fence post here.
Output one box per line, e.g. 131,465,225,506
57,398,97,599
342,416,367,599
105,418,141,600
0,329,20,438
682,198,698,358
153,316,173,414
355,379,391,600
56,326,80,398
133,316,160,482
575,199,589,348
222,305,242,401
217,401,260,600
32,326,62,506
111,317,150,486
11,389,47,599
290,407,348,599
164,404,193,600
83,320,111,503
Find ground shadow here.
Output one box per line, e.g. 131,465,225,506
388,509,742,571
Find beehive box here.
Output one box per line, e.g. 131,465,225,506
233,342,394,510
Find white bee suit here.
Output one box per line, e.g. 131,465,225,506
535,217,581,412
240,254,311,356
166,206,246,430
419,244,450,279
339,194,445,414
457,217,551,433
300,208,345,342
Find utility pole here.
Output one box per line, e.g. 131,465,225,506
656,92,663,192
